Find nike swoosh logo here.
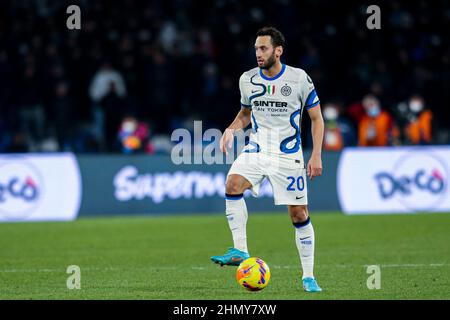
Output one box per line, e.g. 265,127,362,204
299,236,311,240
296,196,305,200
231,257,243,262
251,90,259,93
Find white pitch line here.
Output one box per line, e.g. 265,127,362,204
272,263,447,269
0,263,446,273
0,269,60,273
366,263,446,268
0,267,121,273
191,266,206,270
0,266,206,273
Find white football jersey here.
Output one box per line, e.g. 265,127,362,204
239,64,320,160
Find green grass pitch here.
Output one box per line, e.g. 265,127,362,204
0,212,449,299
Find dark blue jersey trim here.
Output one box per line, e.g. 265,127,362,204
259,63,286,81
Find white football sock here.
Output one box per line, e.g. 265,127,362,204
294,217,315,279
225,194,248,253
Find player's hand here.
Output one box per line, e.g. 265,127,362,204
220,128,235,155
307,153,322,180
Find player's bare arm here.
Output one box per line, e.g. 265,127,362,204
220,108,252,155
307,104,324,180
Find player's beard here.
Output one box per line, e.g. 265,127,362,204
260,51,276,70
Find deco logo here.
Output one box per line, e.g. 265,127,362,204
0,162,44,220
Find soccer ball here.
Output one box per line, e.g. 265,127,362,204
236,257,271,291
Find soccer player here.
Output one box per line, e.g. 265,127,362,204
210,27,324,293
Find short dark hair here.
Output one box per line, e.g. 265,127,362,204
256,27,285,48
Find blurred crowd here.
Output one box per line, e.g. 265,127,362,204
322,94,434,151
0,0,448,154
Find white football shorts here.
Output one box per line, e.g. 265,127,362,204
227,151,308,205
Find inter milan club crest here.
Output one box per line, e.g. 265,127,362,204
281,84,292,96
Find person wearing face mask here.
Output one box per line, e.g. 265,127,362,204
118,115,154,154
358,94,399,147
404,95,433,145
323,103,357,151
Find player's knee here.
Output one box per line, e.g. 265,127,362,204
289,205,309,223
226,177,244,195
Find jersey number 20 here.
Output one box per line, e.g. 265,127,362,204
286,176,305,191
